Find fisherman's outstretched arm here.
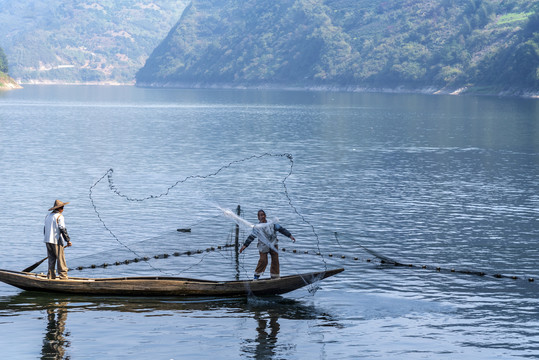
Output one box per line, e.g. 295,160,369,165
275,224,296,242
239,234,256,253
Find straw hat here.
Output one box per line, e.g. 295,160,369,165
48,199,70,211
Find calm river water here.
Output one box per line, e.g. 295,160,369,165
0,85,538,359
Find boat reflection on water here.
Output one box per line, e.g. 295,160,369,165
0,290,338,359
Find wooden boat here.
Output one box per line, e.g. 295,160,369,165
0,268,344,297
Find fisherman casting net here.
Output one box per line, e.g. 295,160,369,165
68,153,329,281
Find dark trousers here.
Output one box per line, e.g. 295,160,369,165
255,245,280,278
46,243,68,279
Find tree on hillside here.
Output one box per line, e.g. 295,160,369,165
0,47,8,74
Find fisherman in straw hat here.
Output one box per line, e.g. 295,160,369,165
44,200,72,279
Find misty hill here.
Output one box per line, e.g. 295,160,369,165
136,0,539,95
0,0,188,84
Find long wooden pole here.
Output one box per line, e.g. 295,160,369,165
235,205,241,251
235,205,241,280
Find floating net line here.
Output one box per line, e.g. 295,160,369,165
87,153,327,277
330,232,536,284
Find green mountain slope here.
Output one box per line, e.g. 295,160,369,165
0,0,188,84
0,45,22,89
0,46,8,74
136,0,539,94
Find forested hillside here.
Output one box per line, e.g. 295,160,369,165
0,0,188,84
137,0,539,95
0,46,7,74
0,45,22,89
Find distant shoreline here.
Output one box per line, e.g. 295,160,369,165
18,80,135,86
7,80,538,99
136,81,539,99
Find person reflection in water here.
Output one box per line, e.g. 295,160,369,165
239,209,296,280
41,302,70,359
253,310,280,358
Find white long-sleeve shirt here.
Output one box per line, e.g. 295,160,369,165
44,212,66,245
